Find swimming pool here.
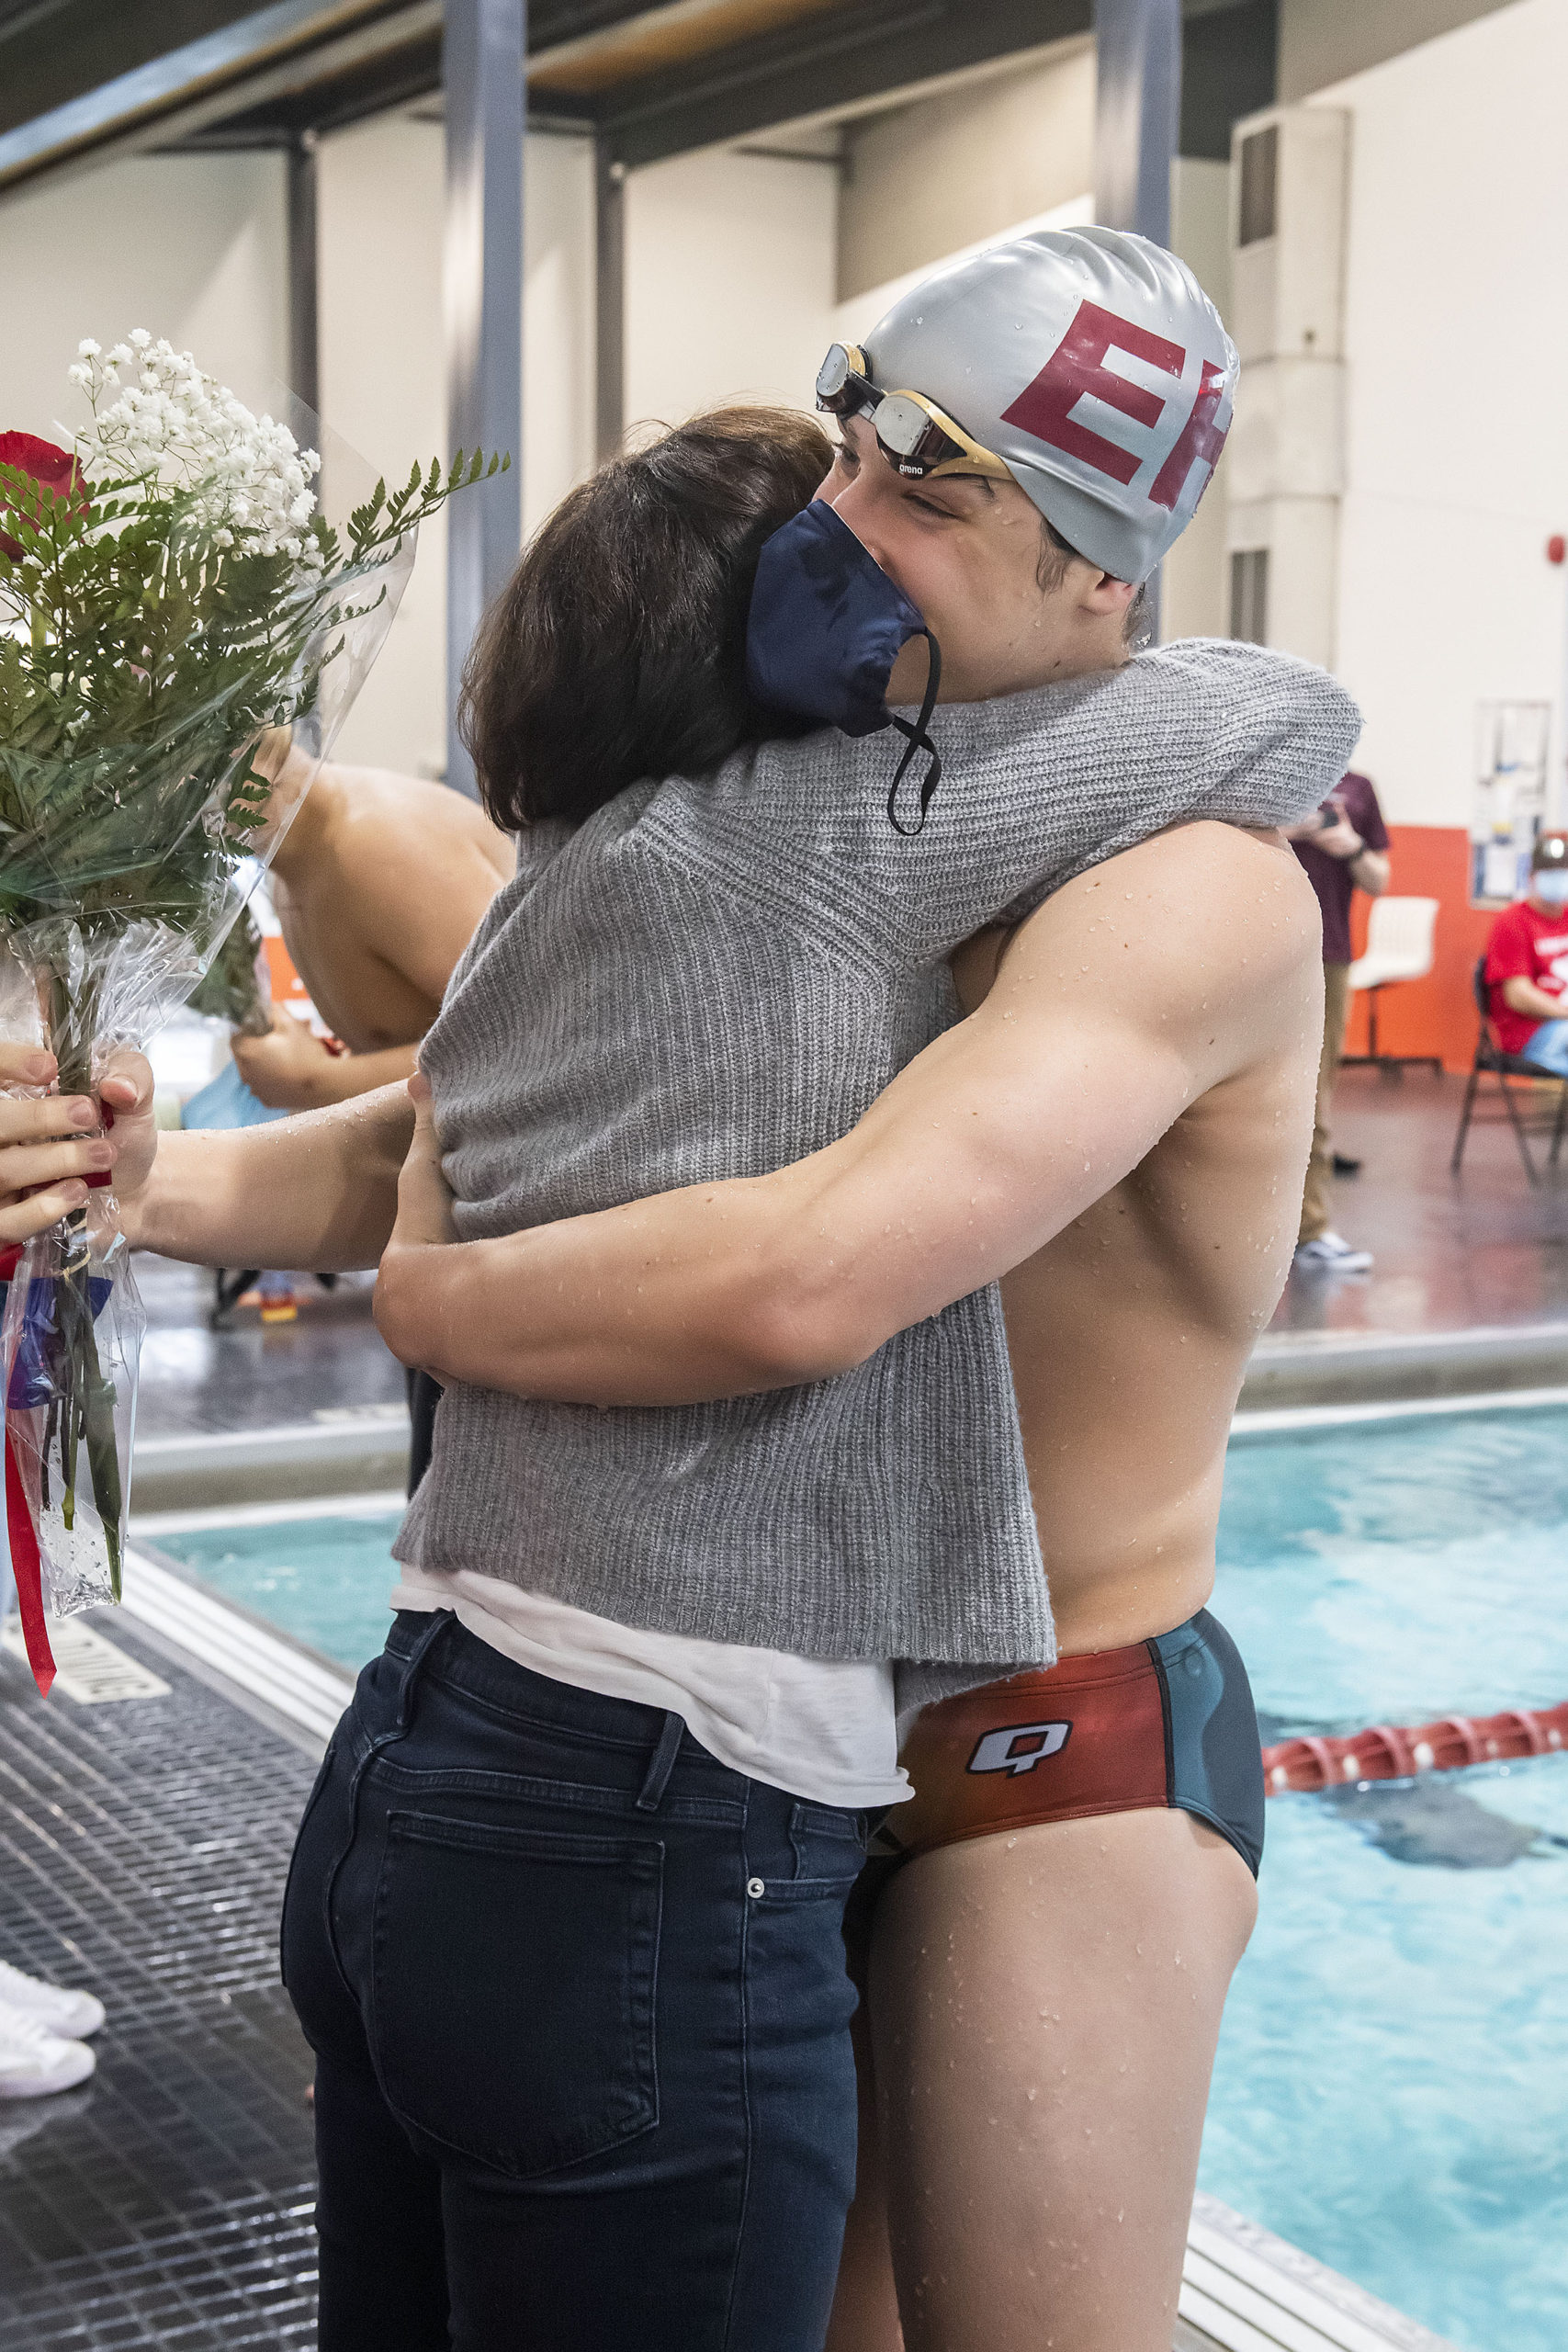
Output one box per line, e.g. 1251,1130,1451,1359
139,1401,1568,2351
1205,1405,1568,2352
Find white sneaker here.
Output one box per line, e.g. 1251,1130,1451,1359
0,2004,96,2099
1294,1231,1374,1273
0,1959,105,2040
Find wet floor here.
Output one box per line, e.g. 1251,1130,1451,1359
126,1066,1568,1454
0,1626,319,2347
1268,1065,1568,1338
133,1256,404,1440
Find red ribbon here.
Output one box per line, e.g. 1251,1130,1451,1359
5,1420,55,1698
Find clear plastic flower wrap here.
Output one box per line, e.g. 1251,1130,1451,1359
0,333,504,1692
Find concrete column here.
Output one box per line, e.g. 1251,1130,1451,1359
287,130,320,418
1094,0,1180,637
445,0,525,797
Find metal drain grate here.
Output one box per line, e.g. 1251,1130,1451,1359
0,1620,322,2346
0,2188,318,2348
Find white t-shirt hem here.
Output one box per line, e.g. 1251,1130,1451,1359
391,1566,911,1814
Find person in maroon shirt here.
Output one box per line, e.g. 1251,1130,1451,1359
1285,770,1391,1271
1485,833,1568,1071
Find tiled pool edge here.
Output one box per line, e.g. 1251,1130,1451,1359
1242,1319,1568,1413
120,1544,355,1750
1230,1380,1568,1440
110,1556,1463,2352
1183,2195,1461,2351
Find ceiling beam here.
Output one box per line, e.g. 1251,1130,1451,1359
0,1,434,192
0,0,1271,195
592,0,1093,168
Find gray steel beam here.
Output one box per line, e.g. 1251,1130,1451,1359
594,137,625,463
444,0,525,797
287,129,320,413
0,0,413,193
1093,0,1180,639
1094,0,1180,244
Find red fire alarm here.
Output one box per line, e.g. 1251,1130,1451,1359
1549,534,1566,565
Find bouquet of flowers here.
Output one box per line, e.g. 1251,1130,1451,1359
0,332,503,1694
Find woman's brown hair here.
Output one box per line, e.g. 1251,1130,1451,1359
458,405,832,831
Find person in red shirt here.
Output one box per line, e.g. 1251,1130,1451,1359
1286,769,1391,1272
1485,832,1568,1072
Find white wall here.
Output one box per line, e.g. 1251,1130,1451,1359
623,145,839,428
0,152,287,446
0,126,593,781
1164,156,1235,642
838,41,1094,301
320,113,595,773
1280,0,1517,103
1307,0,1568,825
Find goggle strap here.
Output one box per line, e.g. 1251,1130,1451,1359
886,631,943,837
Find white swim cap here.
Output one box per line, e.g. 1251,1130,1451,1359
863,226,1237,582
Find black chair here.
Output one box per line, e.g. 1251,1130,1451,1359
1450,958,1568,1184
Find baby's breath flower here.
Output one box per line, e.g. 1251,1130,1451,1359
73,329,321,560
77,337,101,358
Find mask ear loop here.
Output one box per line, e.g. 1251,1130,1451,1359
886,630,943,836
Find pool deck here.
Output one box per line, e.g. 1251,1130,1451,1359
127,1061,1568,1503
1267,1064,1568,1340
1,1557,1463,2352
4,1066,1541,2341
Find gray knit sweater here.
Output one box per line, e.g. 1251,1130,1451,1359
395,640,1360,1696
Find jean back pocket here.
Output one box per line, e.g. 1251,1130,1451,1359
371,1810,662,2177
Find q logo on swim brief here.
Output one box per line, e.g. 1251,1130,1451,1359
966,1720,1072,1778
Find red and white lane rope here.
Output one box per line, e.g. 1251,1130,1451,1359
1263,1702,1568,1793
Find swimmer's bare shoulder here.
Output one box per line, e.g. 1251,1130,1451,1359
957,820,1323,1653
318,765,512,998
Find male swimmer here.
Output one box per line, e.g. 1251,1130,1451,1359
0,236,1357,2352
374,239,1337,2351
231,738,512,1108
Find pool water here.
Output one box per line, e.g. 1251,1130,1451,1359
148,1507,403,1673
1207,1408,1568,2352
145,1404,1568,2351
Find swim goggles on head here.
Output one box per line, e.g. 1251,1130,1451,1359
815,342,1014,484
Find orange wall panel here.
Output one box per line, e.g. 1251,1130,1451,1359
1342,825,1495,1071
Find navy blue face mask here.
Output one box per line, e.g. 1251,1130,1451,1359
745,500,943,835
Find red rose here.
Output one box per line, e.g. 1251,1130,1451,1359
0,431,85,562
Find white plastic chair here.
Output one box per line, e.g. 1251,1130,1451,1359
1343,896,1441,1075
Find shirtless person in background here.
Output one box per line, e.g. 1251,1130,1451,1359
231,733,512,1110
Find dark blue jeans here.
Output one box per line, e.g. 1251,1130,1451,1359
281,1612,869,2351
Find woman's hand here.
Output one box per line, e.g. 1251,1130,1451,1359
373,1072,458,1369
0,1043,157,1247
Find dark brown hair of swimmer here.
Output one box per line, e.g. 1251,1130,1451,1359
458,404,834,830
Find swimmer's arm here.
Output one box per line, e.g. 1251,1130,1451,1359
120,1082,414,1272
375,824,1320,1403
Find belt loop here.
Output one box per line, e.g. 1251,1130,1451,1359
393,1609,455,1734
323,1610,457,1955
637,1711,685,1812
